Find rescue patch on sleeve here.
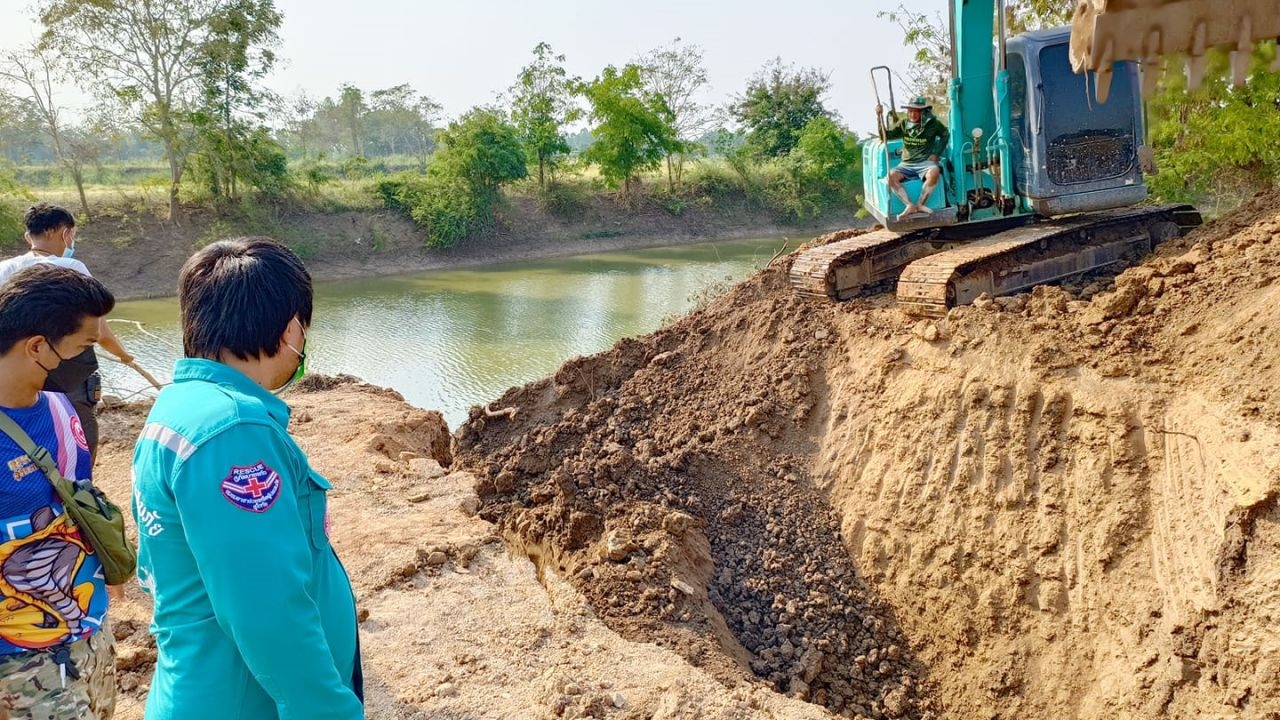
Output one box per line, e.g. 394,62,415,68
220,461,283,513
70,415,89,451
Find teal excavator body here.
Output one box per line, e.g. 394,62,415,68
789,0,1201,315
862,1,1147,233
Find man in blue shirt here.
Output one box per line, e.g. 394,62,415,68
131,238,363,720
0,264,117,719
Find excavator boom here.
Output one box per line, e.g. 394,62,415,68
1070,0,1280,100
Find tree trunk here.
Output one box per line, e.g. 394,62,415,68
167,151,182,223
71,166,90,218
538,156,546,190
666,154,675,192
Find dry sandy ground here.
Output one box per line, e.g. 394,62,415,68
94,380,831,720
89,190,1280,719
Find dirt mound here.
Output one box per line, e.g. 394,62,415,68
458,192,1280,719
458,267,933,718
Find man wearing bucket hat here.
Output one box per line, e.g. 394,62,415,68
875,95,949,220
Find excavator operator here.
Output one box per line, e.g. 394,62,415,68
876,96,949,220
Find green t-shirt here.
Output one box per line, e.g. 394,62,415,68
886,112,949,163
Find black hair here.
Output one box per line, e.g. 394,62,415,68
24,202,76,236
0,264,115,355
179,237,313,361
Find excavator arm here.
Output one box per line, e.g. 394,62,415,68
1070,0,1280,101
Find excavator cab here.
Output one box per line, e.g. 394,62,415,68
1007,28,1149,216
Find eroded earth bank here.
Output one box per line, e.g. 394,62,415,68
101,192,1280,719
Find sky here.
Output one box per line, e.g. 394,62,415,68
0,0,953,136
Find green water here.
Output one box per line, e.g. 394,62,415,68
101,237,793,427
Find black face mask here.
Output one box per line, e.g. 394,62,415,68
35,340,69,375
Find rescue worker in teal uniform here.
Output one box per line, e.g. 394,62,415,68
131,238,362,720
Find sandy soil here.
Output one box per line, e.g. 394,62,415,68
90,190,1280,719
95,378,830,720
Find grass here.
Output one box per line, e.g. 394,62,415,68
8,154,866,251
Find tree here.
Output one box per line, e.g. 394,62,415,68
336,83,367,158
0,92,48,164
1146,45,1280,212
0,44,94,215
280,90,319,159
731,59,832,159
877,4,950,107
366,84,441,168
434,108,527,194
579,64,679,204
796,116,862,191
37,0,283,221
190,0,281,202
879,0,1073,107
510,42,580,190
374,108,526,248
637,38,717,190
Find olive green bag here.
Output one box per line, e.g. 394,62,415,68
0,412,137,585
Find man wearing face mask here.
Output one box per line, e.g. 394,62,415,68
0,203,136,465
130,238,363,720
0,264,117,719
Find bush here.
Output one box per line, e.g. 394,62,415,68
536,179,592,217
0,202,24,250
683,162,744,199
0,165,32,245
372,109,528,247
374,171,485,248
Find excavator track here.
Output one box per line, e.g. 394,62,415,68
896,204,1201,317
789,218,1033,300
791,229,925,300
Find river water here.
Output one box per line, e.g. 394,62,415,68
100,236,794,427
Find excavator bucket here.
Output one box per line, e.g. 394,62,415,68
1070,0,1280,101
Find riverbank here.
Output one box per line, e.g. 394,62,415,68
57,193,866,300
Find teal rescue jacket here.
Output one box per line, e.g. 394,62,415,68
132,359,362,720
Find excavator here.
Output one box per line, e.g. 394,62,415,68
789,0,1274,315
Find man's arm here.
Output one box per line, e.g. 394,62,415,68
96,318,132,365
883,112,907,140
928,121,950,159
173,424,362,720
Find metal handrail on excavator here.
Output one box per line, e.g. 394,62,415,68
870,65,897,187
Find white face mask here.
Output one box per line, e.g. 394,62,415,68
271,321,308,395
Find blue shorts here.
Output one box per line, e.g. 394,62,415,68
892,161,940,181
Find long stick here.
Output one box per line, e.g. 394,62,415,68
107,357,164,391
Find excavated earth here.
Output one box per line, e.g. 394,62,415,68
98,191,1280,719
457,190,1280,719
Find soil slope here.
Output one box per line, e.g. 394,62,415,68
92,192,1280,719
457,191,1280,719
